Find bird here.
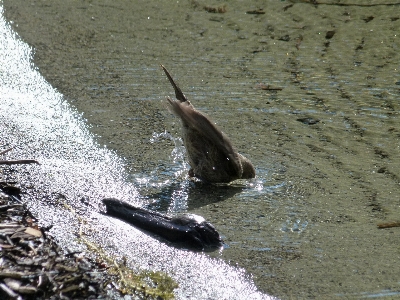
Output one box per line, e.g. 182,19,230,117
161,65,255,183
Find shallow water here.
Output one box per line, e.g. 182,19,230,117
2,1,400,299
0,7,271,300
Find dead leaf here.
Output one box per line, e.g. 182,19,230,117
25,227,42,238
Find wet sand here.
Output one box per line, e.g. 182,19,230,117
3,1,400,299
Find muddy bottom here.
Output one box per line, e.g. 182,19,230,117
3,1,400,299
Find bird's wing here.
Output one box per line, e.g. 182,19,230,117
167,97,242,176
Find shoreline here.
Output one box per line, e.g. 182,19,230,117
0,177,117,299
0,171,177,299
3,1,400,299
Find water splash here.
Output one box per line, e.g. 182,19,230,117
281,219,309,233
0,7,275,299
150,130,186,163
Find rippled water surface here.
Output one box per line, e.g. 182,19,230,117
2,1,400,299
0,7,272,300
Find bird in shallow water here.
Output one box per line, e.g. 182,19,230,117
161,65,256,183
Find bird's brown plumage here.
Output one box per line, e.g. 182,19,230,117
161,65,255,183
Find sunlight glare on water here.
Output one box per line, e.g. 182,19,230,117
0,6,275,300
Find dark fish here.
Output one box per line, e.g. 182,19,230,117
102,198,222,251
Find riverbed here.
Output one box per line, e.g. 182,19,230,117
2,1,400,299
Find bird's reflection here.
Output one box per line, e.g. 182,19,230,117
143,181,244,213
